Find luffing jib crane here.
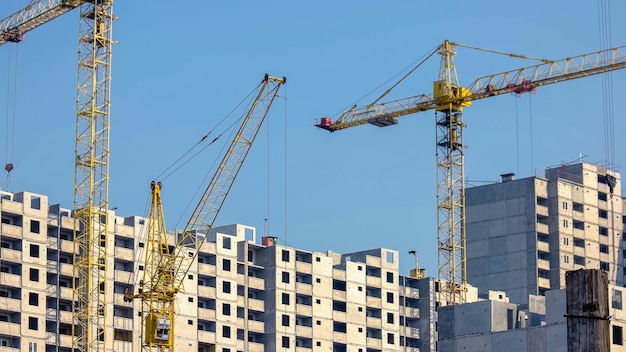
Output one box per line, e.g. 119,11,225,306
125,74,286,352
2,1,114,352
316,40,626,305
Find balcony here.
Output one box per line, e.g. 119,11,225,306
366,316,382,328
296,325,312,337
236,296,264,311
296,304,312,317
333,331,347,344
296,261,312,273
537,241,549,253
0,223,22,238
113,316,134,328
536,222,549,235
197,330,216,343
59,239,74,253
333,290,346,301
295,282,312,295
114,247,134,260
538,277,550,289
198,308,216,321
537,258,550,271
198,263,216,276
333,311,346,322
236,341,264,352
402,286,419,298
403,307,420,317
536,204,549,217
0,272,20,287
247,320,264,332
198,286,216,298
60,263,74,277
402,326,420,338
0,297,19,311
237,276,264,290
366,337,382,349
366,296,382,308
1,200,22,214
0,322,20,336
0,248,21,262
115,271,132,284
115,224,134,238
366,276,381,287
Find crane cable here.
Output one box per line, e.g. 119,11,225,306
598,0,615,171
4,44,18,192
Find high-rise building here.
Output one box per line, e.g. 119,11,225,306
1,189,447,352
465,161,624,305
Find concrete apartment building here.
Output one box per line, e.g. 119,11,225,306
0,189,438,352
465,161,624,305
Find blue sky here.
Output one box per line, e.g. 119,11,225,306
2,1,626,276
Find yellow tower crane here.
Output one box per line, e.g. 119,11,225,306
316,40,626,305
125,74,286,352
1,1,114,351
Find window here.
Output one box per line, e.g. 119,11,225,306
563,219,569,228
563,255,569,264
30,268,39,282
223,303,230,316
30,244,39,258
281,271,289,283
138,242,145,248
188,319,193,325
316,257,321,262
316,278,321,283
358,265,363,271
563,237,569,246
386,251,394,263
386,292,394,303
282,250,290,262
222,281,232,293
28,317,38,330
29,292,38,306
188,297,194,303
358,307,363,312
188,274,193,280
600,244,609,254
316,342,321,347
612,290,623,310
138,265,144,271
282,314,290,326
282,293,289,305
574,255,585,265
387,312,394,324
601,262,610,271
599,192,608,201
562,201,568,210
574,238,585,247
222,325,231,338
614,325,624,345
28,342,37,352
387,333,395,344
316,320,321,326
600,209,608,219
386,272,394,283
600,227,609,236
30,220,40,234
282,336,290,348
223,237,231,249
223,259,231,272
316,299,321,304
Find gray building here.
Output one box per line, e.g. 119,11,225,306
466,161,624,305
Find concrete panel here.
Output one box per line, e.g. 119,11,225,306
454,334,492,352
454,301,491,336
527,326,547,352
545,323,567,352
492,329,528,351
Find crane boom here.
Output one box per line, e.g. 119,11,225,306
0,0,85,44
316,41,626,305
2,1,114,351
129,74,286,352
316,44,626,132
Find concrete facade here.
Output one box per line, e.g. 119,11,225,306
438,285,626,352
466,161,624,305
0,189,437,352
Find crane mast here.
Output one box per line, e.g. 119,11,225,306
128,74,286,352
316,41,626,305
1,1,113,351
